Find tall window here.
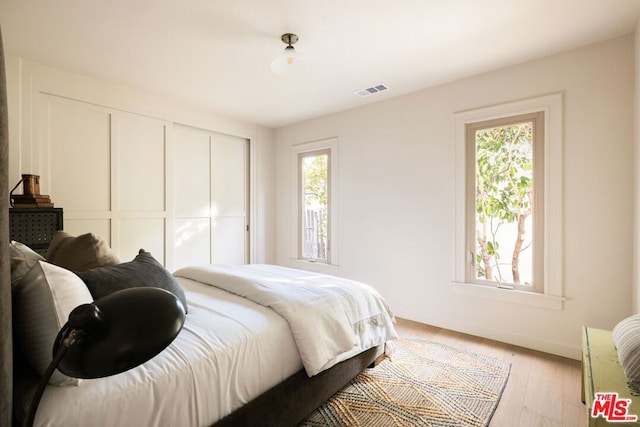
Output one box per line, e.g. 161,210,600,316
453,94,563,308
466,113,544,291
299,149,330,262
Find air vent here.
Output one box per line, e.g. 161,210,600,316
355,84,389,97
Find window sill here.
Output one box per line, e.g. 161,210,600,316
450,281,564,311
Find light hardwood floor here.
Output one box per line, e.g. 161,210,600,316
393,318,588,427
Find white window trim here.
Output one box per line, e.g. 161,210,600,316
452,93,564,311
290,138,339,272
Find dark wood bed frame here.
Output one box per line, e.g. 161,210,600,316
214,346,381,427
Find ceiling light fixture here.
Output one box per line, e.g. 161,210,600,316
271,33,308,76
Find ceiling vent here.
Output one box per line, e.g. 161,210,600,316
355,84,389,97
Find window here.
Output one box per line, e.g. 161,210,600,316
291,138,338,266
466,113,544,292
299,149,330,262
453,94,563,310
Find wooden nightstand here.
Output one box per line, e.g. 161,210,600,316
9,207,63,256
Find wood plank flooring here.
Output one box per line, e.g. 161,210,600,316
393,317,588,426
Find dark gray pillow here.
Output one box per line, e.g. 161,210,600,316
77,249,188,313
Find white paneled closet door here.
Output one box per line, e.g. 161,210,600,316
42,95,171,262
173,125,248,270
43,96,113,241
115,112,169,263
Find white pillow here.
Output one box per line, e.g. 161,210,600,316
9,240,45,288
14,261,93,386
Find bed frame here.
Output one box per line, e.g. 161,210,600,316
214,346,380,426
0,27,380,427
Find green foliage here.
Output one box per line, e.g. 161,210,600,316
302,153,328,207
301,152,329,260
475,122,533,284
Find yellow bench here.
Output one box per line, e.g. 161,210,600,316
582,327,640,426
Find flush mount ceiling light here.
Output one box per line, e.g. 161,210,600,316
271,33,308,76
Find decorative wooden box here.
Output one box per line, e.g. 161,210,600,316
9,208,64,256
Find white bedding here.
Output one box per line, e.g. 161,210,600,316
174,264,398,376
33,264,396,427
34,277,302,427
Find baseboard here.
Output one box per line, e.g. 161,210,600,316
394,307,582,361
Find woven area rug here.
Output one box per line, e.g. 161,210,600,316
300,338,511,427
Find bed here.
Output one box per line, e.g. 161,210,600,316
0,28,397,426
8,234,397,427
0,28,395,426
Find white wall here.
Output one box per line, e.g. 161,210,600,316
275,35,635,359
6,57,276,266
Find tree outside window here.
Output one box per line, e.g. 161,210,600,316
468,112,543,290
299,150,329,262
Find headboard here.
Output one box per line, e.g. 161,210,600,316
0,25,13,426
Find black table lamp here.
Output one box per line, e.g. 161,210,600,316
26,287,186,427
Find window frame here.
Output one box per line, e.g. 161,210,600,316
465,112,544,292
290,138,338,269
452,94,564,310
298,148,331,262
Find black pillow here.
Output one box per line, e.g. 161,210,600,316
77,249,188,313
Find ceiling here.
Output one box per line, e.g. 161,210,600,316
1,0,640,128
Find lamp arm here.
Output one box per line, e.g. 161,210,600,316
25,329,85,427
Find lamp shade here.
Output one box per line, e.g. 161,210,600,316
54,287,185,378
271,45,308,75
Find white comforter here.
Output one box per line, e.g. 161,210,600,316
174,264,398,376
35,276,303,427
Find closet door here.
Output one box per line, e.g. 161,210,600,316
173,125,248,269
115,112,168,262
43,97,170,261
210,133,249,265
43,96,112,240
